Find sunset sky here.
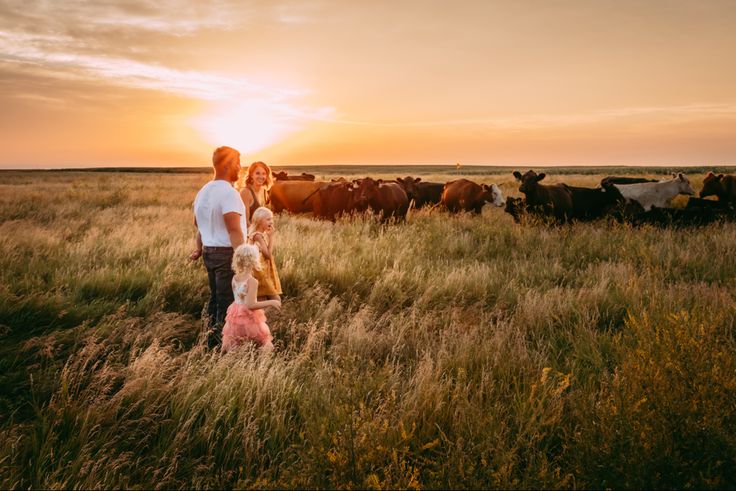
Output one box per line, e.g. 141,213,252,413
1,0,735,168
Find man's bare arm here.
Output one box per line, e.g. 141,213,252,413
224,212,245,249
190,216,202,261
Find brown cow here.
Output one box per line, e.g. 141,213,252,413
700,172,736,204
396,176,444,208
304,181,368,221
512,171,573,221
273,171,316,181
354,178,409,220
269,180,324,214
441,178,505,214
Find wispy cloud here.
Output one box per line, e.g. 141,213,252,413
317,103,736,129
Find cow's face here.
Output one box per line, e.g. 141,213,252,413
513,170,545,194
676,173,695,195
396,176,421,200
355,177,380,203
504,197,526,223
482,183,505,206
700,172,723,198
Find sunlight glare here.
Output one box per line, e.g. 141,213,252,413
191,100,300,155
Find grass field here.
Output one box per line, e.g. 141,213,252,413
1,166,735,489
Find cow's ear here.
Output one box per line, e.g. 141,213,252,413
678,173,684,179
537,173,546,181
377,179,383,184
414,177,421,183
396,178,404,184
481,184,489,190
513,171,522,181
718,174,724,179
707,172,714,177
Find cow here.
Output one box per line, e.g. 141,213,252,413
512,171,573,221
396,176,444,208
442,178,505,214
685,196,729,211
600,176,658,187
273,171,316,181
612,174,695,211
302,181,368,221
354,177,409,220
700,172,736,205
633,205,722,228
504,197,527,223
564,184,625,221
269,180,325,214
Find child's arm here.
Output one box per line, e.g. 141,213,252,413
244,277,281,311
253,233,273,260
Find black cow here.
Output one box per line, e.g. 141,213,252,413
563,184,625,221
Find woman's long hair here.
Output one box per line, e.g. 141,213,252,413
244,161,273,190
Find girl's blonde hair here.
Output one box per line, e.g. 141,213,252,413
248,206,274,236
232,243,262,274
244,161,273,189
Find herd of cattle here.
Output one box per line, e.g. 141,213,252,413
267,170,736,226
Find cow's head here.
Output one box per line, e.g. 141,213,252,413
513,170,545,195
675,173,695,196
504,197,526,223
273,171,289,180
354,177,380,203
396,176,421,201
700,172,724,198
482,183,505,207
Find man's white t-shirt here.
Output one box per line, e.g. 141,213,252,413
193,180,246,247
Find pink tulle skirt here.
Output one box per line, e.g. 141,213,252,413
221,303,272,352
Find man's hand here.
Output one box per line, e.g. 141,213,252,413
189,249,202,261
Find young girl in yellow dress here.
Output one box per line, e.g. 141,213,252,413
247,207,282,301
221,244,281,353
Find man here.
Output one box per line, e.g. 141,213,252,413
190,146,246,349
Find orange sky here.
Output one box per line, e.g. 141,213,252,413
1,0,735,168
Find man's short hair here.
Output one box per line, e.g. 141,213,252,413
212,146,240,167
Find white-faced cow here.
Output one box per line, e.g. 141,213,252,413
441,179,505,214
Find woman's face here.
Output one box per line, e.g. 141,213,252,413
251,166,268,186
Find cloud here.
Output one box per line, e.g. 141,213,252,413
0,1,333,139
316,103,736,130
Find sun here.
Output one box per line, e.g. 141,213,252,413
191,100,299,155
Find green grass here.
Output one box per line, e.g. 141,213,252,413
1,168,735,489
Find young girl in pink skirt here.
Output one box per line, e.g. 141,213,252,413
221,244,281,353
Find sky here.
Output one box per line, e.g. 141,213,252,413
1,0,735,168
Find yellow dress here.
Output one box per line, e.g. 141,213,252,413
247,232,282,297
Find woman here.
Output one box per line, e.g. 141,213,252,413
240,161,273,222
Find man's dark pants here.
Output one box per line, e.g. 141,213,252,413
203,246,234,349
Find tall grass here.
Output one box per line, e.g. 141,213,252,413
1,169,735,489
